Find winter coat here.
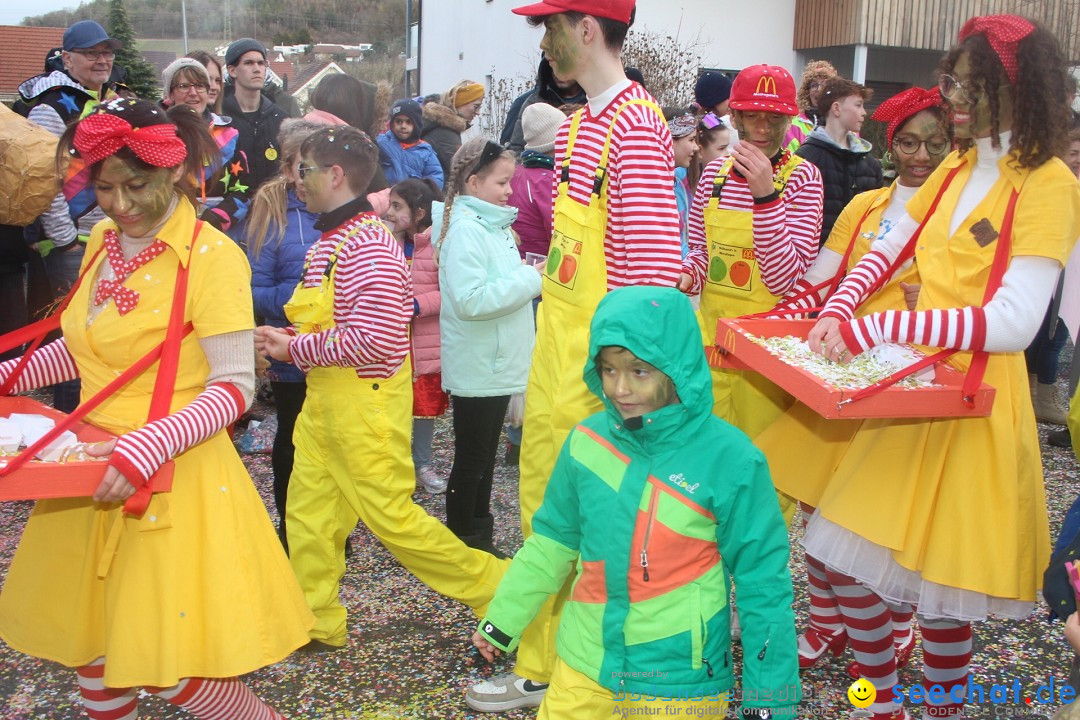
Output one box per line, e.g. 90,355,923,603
433,195,541,396
221,93,288,201
507,154,554,259
795,126,883,246
503,59,587,153
200,112,252,233
421,102,467,178
376,131,445,189
410,227,442,376
476,286,799,714
248,188,319,383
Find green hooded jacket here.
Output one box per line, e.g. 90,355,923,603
477,286,800,713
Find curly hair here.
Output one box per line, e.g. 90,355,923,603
940,20,1071,169
796,60,837,115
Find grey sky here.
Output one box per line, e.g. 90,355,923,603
0,1,83,27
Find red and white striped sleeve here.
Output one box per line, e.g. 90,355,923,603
605,114,683,289
840,307,987,356
110,382,245,486
682,158,718,295
818,248,893,322
288,235,411,372
754,161,823,296
0,339,79,393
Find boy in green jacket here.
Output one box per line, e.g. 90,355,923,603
471,286,799,718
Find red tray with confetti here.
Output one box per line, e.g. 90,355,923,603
0,396,174,500
710,318,995,419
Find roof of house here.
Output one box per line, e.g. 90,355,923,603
269,60,294,90
0,25,65,100
292,61,332,92
141,50,178,87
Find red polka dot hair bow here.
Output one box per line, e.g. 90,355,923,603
871,87,942,147
73,112,188,168
957,14,1035,84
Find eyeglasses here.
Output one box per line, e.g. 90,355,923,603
70,49,115,61
297,164,333,180
893,136,950,156
809,81,823,92
174,82,209,94
938,74,980,104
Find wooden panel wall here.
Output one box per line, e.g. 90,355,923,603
794,0,1080,61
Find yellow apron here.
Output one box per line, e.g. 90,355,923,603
284,218,506,645
515,99,664,682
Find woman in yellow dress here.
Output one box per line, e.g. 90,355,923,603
0,98,312,719
801,17,1080,719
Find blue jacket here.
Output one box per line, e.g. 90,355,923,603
248,189,319,382
376,131,445,189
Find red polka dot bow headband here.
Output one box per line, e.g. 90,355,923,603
957,14,1035,84
73,112,188,168
872,87,942,147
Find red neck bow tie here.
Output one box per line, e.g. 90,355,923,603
94,278,140,315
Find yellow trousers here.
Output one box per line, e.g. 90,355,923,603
538,659,730,720
286,365,508,645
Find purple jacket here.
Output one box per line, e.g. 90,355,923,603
508,160,554,259
411,228,442,376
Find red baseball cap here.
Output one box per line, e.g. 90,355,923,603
511,0,634,24
728,64,798,116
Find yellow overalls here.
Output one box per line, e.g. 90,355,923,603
283,220,507,646
700,156,805,522
515,99,664,682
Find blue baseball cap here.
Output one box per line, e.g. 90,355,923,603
63,20,122,52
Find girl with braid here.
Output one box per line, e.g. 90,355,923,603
0,98,313,719
803,16,1080,719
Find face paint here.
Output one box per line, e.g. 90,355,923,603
731,111,790,157
94,156,178,237
383,191,416,237
946,51,1014,140
540,14,582,81
891,110,950,187
598,346,679,420
672,134,699,169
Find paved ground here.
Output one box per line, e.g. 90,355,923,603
0,388,1077,719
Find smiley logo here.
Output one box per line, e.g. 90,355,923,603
848,678,875,709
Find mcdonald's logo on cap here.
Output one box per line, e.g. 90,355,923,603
755,75,779,98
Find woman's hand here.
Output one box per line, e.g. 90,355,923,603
86,439,137,503
254,325,293,362
808,317,852,364
471,631,502,662
1066,612,1080,654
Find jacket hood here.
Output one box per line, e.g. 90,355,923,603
18,70,88,101
423,101,467,134
535,58,586,105
584,287,713,431
808,125,873,155
430,196,518,250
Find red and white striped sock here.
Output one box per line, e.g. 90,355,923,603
147,677,284,720
75,659,138,720
919,617,972,717
823,565,901,719
800,553,845,655
889,602,915,646
840,306,987,356
0,339,79,393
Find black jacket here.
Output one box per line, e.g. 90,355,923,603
221,93,288,196
795,129,883,246
501,59,585,152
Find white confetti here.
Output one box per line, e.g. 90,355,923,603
747,335,937,390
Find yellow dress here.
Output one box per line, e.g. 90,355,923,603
759,182,919,507
0,200,314,688
801,151,1080,611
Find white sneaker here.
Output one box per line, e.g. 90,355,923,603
416,465,447,494
465,672,548,712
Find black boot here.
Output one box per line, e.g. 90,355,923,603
1049,426,1073,448
464,514,511,560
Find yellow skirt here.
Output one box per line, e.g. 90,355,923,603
0,431,314,688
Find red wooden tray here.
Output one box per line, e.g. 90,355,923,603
712,318,995,419
0,396,174,500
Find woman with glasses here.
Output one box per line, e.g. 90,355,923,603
161,58,252,238
759,86,952,681
790,16,1079,719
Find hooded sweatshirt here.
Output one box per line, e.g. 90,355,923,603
476,286,799,714
795,125,883,246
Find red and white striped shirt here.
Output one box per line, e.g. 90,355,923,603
551,83,683,289
289,215,412,379
683,156,823,296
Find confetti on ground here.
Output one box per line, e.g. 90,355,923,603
0,352,1077,718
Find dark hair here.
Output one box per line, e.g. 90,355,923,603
57,100,220,206
526,9,635,52
310,74,379,138
299,125,378,195
816,76,873,119
390,178,443,233
940,21,1071,169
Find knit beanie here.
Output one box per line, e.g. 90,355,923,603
453,82,485,108
694,71,733,110
225,38,266,68
523,103,565,154
388,98,423,142
161,57,209,94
